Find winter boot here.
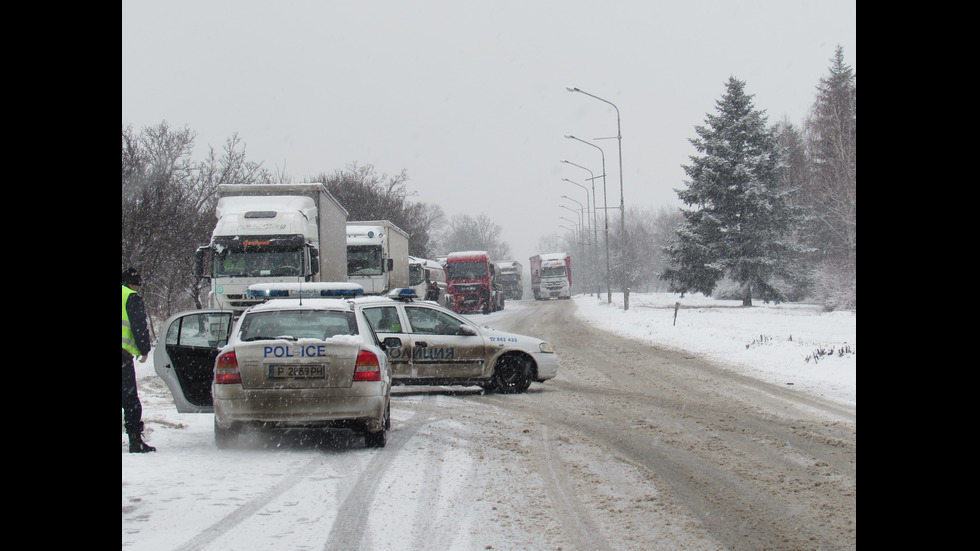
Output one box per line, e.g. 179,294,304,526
128,430,156,453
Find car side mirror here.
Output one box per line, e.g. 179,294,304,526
195,246,213,279
459,325,476,336
308,246,319,277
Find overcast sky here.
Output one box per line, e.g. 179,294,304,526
122,1,856,265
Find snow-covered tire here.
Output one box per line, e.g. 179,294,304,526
365,428,386,448
364,402,389,448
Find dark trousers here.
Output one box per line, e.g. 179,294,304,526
122,349,144,434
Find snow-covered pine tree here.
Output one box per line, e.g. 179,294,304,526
662,77,800,306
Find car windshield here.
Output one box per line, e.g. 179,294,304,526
239,310,358,341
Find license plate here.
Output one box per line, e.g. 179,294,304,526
268,365,325,379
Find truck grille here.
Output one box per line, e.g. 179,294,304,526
452,284,482,295
225,294,267,315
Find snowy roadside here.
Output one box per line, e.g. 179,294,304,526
571,292,856,407
125,292,855,550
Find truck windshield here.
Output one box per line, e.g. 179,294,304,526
447,261,487,280
215,250,303,278
348,245,384,276
409,263,424,286
542,266,567,277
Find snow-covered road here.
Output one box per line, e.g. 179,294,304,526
123,294,856,550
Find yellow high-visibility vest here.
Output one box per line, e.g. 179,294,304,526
122,285,141,356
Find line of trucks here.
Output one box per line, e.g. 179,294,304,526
193,183,572,316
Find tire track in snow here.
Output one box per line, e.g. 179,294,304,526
532,424,614,551
467,388,617,551
173,452,336,551
171,397,439,551
408,419,474,551
322,395,441,551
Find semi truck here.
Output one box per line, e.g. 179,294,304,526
446,251,505,314
346,220,410,295
498,260,524,300
529,252,572,300
409,256,448,307
195,183,348,317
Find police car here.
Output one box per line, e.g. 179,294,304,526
355,288,558,393
154,283,391,449
155,285,557,447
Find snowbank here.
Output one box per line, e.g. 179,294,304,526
571,292,855,407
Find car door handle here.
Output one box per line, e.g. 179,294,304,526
416,341,427,347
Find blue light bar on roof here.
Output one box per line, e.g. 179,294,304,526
247,288,291,297
387,288,418,300
319,287,364,297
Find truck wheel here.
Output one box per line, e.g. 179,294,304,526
491,353,532,394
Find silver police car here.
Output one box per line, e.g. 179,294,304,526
155,286,391,449
354,289,558,393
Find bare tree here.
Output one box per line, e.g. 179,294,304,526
122,123,274,321
437,213,511,260
536,233,566,257
121,122,198,321
311,162,444,258
802,46,856,309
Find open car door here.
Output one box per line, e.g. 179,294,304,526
153,310,234,413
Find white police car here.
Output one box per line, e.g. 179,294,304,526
154,283,391,448
355,288,558,393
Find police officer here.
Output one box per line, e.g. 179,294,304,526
122,268,156,453
425,278,440,302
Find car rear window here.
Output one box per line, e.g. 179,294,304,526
240,310,358,341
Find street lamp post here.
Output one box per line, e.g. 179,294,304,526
567,86,628,310
561,195,587,245
559,206,583,247
561,181,594,295
560,204,587,286
560,162,599,253
558,215,581,258
566,134,611,303
561,183,591,241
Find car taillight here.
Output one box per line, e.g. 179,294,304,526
354,349,381,382
215,351,242,384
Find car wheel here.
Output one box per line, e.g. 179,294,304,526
214,419,242,449
365,402,389,448
491,353,532,394
365,427,386,448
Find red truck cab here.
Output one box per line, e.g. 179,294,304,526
446,251,505,314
